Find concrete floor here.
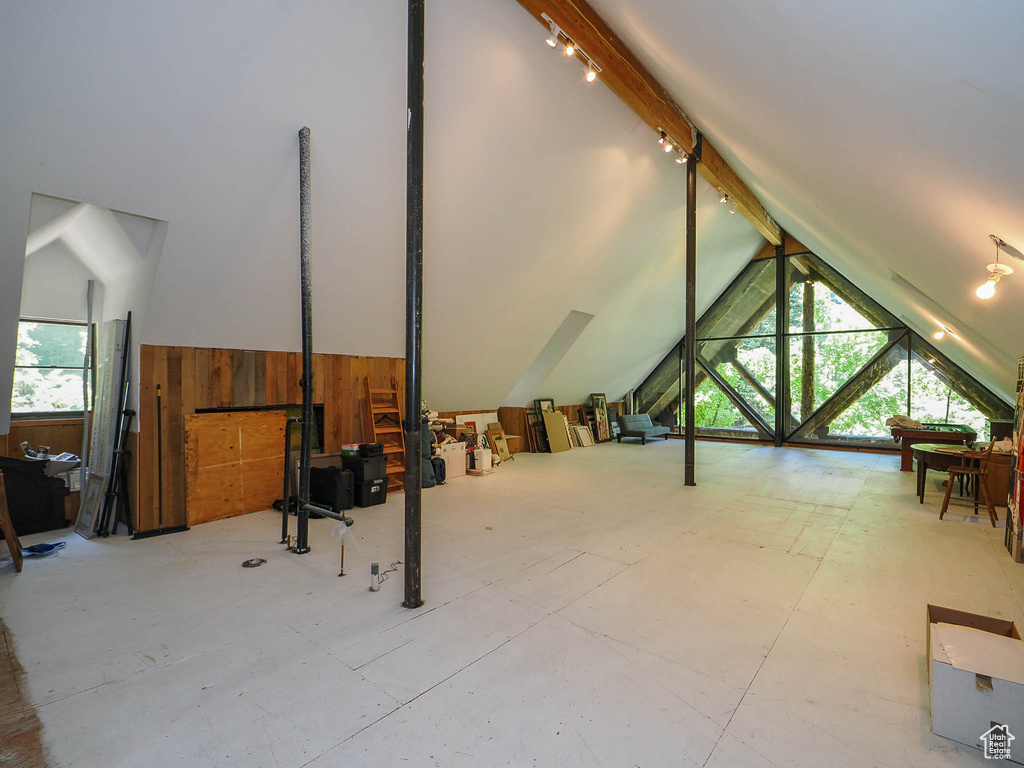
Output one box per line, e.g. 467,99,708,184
2,440,1023,767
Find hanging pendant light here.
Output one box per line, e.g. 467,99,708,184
976,236,1014,300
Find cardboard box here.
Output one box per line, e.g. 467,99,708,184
927,604,1024,763
436,441,466,480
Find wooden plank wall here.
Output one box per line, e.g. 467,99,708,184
137,345,404,532
0,419,84,459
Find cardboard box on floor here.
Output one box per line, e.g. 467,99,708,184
927,604,1024,763
436,441,467,480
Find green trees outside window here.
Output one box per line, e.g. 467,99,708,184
12,320,88,414
635,252,1011,447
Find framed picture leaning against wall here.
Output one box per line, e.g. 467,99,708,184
591,393,610,443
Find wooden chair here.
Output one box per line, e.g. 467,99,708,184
939,439,998,527
0,474,25,573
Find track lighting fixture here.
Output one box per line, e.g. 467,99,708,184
719,189,728,204
542,13,561,47
657,128,689,160
932,330,945,340
729,201,737,214
540,14,601,86
976,234,1019,300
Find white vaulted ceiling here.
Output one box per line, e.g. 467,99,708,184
588,0,1024,400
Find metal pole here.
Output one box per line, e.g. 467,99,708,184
684,156,696,486
78,280,94,499
282,417,300,544
403,0,425,609
156,385,163,529
295,126,313,555
774,243,786,445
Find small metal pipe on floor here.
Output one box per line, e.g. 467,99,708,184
403,0,425,609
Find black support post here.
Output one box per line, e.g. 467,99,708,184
684,156,697,486
295,126,313,555
774,244,786,446
403,0,425,609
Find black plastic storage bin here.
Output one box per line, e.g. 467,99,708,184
342,455,387,483
359,442,384,458
309,466,354,513
355,478,388,508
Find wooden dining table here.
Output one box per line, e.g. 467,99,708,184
893,423,976,471
913,442,1011,507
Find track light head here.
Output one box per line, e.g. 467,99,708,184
719,190,728,204
675,154,687,164
545,19,560,47
729,202,737,214
586,63,597,82
658,131,667,145
565,39,575,57
664,141,674,153
933,330,945,340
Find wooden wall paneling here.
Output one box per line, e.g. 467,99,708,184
349,356,368,443
274,352,289,405
219,349,234,407
163,347,187,529
207,349,223,408
286,353,300,405
151,345,171,529
254,351,267,407
180,348,196,416
313,354,326,404
318,355,335,451
138,344,157,530
1,420,85,458
132,346,406,531
232,350,256,407
262,351,276,405
496,407,530,452
193,348,210,410
331,355,350,448
262,351,275,405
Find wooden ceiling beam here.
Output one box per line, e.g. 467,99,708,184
514,0,782,245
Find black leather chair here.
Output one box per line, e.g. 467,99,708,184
0,456,68,536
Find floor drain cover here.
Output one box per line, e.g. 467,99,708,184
242,558,267,568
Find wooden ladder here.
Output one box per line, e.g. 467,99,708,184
363,377,405,491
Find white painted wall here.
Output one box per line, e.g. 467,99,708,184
0,0,763,431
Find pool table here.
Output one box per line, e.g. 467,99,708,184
892,422,977,471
